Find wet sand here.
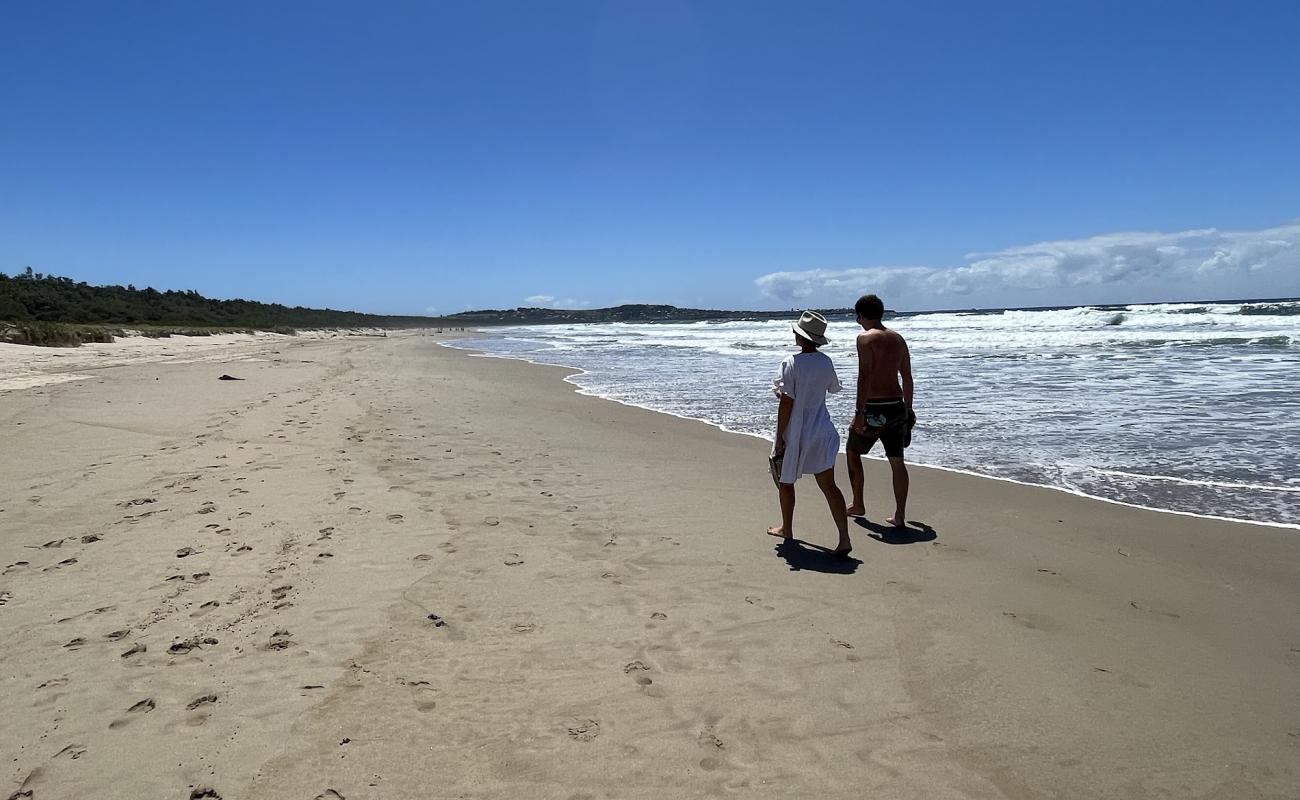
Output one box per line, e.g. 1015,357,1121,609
1,332,1296,799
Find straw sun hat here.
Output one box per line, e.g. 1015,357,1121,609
791,310,830,345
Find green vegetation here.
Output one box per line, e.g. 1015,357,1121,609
1,267,441,346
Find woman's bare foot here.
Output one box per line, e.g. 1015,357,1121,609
832,545,853,558
845,503,865,517
766,526,792,539
885,515,905,528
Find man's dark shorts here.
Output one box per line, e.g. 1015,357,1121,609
847,399,912,459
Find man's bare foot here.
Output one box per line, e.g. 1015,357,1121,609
766,526,792,539
885,515,906,528
832,546,853,559
845,504,866,517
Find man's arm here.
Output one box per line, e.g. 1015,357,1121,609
900,339,913,408
854,333,873,432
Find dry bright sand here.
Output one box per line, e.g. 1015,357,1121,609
1,332,1297,799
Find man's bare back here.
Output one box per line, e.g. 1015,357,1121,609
856,327,912,404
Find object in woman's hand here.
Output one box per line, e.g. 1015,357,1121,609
768,452,784,488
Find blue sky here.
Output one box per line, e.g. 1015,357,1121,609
3,1,1298,314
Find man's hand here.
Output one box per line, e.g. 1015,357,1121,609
851,412,866,435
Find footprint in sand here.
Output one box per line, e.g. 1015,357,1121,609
109,698,156,728
314,552,334,562
81,534,102,544
63,637,87,650
483,516,500,526
387,514,404,523
168,636,218,655
186,694,218,710
624,661,653,685
504,554,525,566
511,623,535,633
232,544,252,555
271,585,293,600
54,743,87,760
4,561,31,574
413,553,433,561
121,643,147,658
44,558,78,571
192,601,220,617
197,503,218,515
830,639,854,649
266,629,295,651
698,726,725,750
412,691,437,713
315,790,345,799
567,720,600,742
649,612,667,620
0,591,12,606
176,547,198,558
189,788,222,799
104,629,131,641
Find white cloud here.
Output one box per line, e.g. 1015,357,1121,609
755,222,1300,309
523,295,591,309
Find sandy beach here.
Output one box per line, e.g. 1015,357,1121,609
1,331,1296,800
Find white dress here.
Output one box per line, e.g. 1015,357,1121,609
773,352,842,484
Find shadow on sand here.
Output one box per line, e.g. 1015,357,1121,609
852,518,938,545
773,538,862,574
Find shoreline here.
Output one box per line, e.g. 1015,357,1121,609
2,332,1296,799
443,339,1300,532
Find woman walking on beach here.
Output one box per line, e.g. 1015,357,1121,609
768,311,853,557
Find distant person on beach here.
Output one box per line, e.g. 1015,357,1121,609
768,311,853,556
845,294,914,527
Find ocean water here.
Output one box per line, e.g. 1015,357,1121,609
446,300,1300,528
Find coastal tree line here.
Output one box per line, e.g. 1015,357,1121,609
0,267,435,330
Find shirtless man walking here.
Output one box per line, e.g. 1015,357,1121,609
845,294,914,527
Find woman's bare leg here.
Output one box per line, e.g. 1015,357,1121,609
814,469,852,555
767,483,796,539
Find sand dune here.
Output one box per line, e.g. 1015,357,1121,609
1,332,1295,799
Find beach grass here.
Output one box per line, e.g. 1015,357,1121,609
0,321,296,347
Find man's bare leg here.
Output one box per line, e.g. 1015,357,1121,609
814,469,852,556
885,456,909,527
767,482,796,539
845,446,866,516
